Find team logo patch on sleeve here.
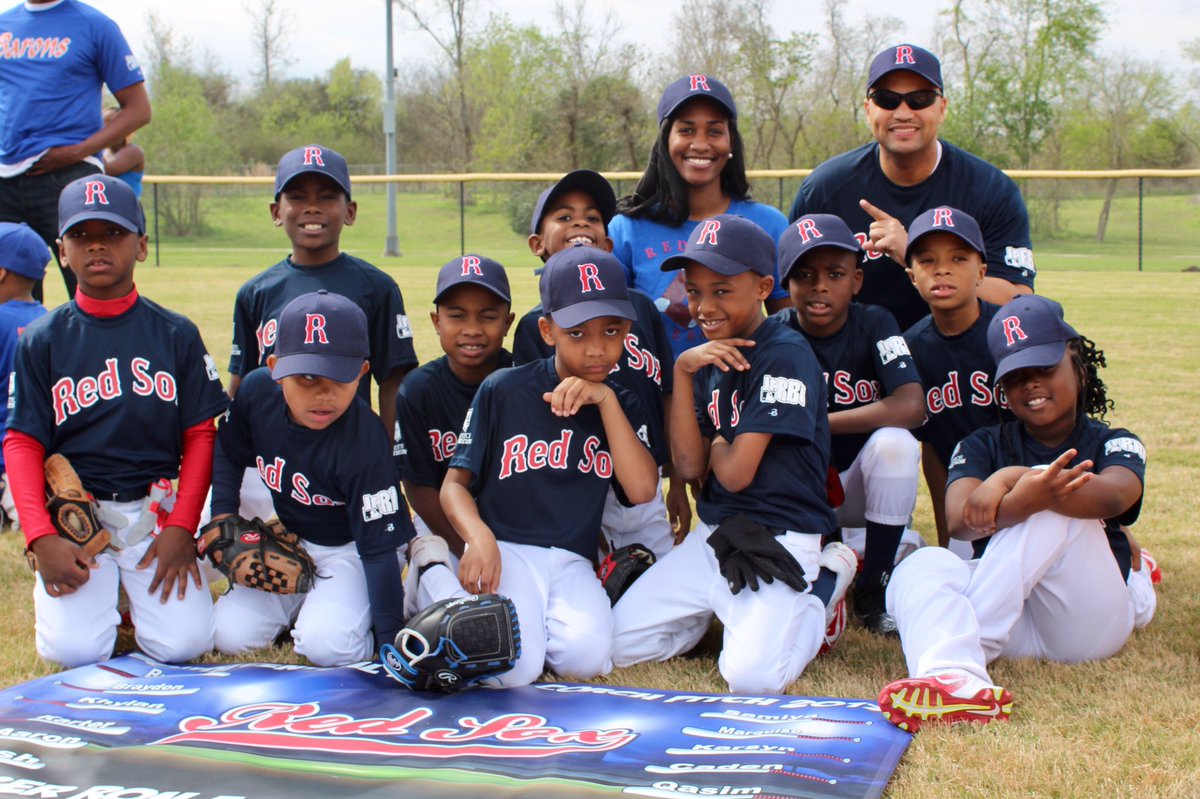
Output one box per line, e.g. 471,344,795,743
759,374,807,406
203,354,219,381
1004,246,1036,274
1104,437,1146,462
362,486,401,522
876,335,911,365
396,314,413,339
948,443,966,469
456,408,473,447
125,54,140,71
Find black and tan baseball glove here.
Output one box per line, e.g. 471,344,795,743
597,543,656,605
196,515,318,594
380,594,520,692
42,454,112,558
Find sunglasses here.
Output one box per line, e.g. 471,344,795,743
868,89,942,111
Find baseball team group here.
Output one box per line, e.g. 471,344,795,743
0,0,1158,734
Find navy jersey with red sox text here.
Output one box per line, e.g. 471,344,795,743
449,357,652,560
948,419,1146,578
694,318,836,535
512,288,672,467
393,351,513,489
904,300,1009,466
211,367,413,640
228,253,418,401
8,296,228,494
774,303,921,472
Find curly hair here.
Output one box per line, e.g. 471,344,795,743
615,113,750,226
1069,335,1114,421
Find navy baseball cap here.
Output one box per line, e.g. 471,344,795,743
867,44,943,90
0,222,50,280
905,206,986,263
529,170,616,235
271,290,369,383
661,214,775,277
58,174,144,237
658,74,737,122
434,254,511,304
778,214,863,284
988,295,1079,385
274,144,352,199
539,246,634,329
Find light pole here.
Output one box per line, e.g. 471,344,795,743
383,0,401,256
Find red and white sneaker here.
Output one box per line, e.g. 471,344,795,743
1140,549,1162,585
817,542,857,656
878,672,1013,732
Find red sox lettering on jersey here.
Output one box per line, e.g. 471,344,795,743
926,370,1000,414
706,389,741,430
999,315,1028,347
689,74,711,91
256,318,278,353
53,357,178,426
623,333,662,385
894,45,915,65
428,428,458,462
303,146,325,166
257,455,344,507
828,371,882,406
497,430,612,480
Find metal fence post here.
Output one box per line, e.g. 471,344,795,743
1137,177,1144,273
459,180,466,256
153,183,160,267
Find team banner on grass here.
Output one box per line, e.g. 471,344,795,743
0,654,910,799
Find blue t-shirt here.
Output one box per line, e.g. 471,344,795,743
449,358,652,560
948,418,1145,578
774,303,921,472
393,352,512,489
114,169,142,198
212,367,412,643
693,317,835,535
512,288,672,468
789,140,1035,331
9,295,228,494
229,253,418,402
0,299,45,469
0,0,144,166
904,301,1010,466
610,199,789,359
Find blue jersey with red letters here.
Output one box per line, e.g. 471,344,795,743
774,303,921,472
789,140,1034,331
693,317,836,535
449,357,652,560
0,0,144,166
393,352,513,489
228,253,418,401
609,201,789,359
8,296,227,494
512,288,671,467
211,367,413,642
904,301,1010,467
0,299,45,470
948,418,1145,577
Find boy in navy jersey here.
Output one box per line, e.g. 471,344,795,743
0,222,49,529
773,214,925,635
209,291,413,666
220,145,418,521
4,175,228,667
418,246,658,687
512,170,683,557
393,255,513,613
611,214,836,695
902,207,1008,551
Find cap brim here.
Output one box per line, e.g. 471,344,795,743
780,243,862,284
59,211,141,238
276,169,352,199
869,66,943,90
994,341,1067,385
660,94,737,122
271,353,365,384
905,229,985,263
549,298,636,328
433,277,511,305
662,249,769,277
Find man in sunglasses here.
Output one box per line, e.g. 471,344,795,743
787,44,1034,331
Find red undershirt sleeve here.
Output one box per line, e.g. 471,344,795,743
164,419,216,534
3,430,54,548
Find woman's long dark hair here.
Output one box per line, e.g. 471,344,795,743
615,110,750,226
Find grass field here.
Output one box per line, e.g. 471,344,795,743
1,200,1198,796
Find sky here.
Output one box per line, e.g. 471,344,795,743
84,0,1194,85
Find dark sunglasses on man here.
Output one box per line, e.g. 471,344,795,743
868,88,943,111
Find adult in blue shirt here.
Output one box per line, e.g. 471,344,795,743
0,0,151,300
788,44,1035,331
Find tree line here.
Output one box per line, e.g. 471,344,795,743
138,0,1199,238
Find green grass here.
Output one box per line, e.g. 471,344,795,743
7,234,1200,796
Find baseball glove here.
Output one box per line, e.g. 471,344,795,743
196,515,317,594
380,593,520,692
43,454,111,557
707,514,808,595
597,543,656,605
